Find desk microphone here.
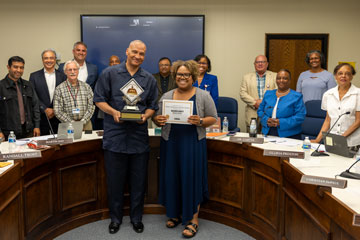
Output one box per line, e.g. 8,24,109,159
311,111,350,157
339,157,360,180
40,106,56,139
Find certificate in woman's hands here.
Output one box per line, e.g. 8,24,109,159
162,99,193,124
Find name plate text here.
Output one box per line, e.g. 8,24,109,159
353,214,360,226
0,151,42,160
300,175,347,189
229,137,264,144
263,149,304,159
37,139,73,145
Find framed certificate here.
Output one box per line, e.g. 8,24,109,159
162,99,193,124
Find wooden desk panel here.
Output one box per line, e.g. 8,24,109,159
0,137,359,240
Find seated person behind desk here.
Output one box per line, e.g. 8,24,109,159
53,60,95,130
257,69,306,139
311,63,360,150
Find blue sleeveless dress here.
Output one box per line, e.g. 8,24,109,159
159,95,209,224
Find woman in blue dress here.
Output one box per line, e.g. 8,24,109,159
193,54,219,106
153,60,217,238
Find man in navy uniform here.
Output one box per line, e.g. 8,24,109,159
94,40,158,234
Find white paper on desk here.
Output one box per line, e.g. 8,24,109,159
311,143,326,152
275,139,301,147
264,136,278,143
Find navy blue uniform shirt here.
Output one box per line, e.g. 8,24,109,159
94,62,158,154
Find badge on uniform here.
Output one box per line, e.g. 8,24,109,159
120,78,144,121
72,108,80,114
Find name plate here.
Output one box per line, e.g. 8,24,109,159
37,139,73,145
300,175,347,189
229,136,264,144
263,149,304,159
0,151,42,160
353,214,360,226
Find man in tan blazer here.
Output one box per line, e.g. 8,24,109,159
240,55,277,132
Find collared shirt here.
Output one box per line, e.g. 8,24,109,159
77,62,88,83
256,72,266,99
94,62,158,154
54,79,95,124
44,69,56,102
322,84,360,146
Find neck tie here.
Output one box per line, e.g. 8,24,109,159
15,81,26,125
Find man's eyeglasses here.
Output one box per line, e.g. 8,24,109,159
176,73,191,79
255,61,267,64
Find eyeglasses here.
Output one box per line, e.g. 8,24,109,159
255,61,267,64
309,57,320,61
176,73,191,79
159,64,170,67
198,62,208,66
336,71,352,77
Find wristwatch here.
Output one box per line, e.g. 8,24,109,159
199,118,203,126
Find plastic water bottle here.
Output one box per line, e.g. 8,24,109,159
352,149,360,173
302,137,311,160
8,131,16,153
67,123,74,140
249,118,257,137
222,117,229,132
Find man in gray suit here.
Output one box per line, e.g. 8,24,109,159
152,57,176,102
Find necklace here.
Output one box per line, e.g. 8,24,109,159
276,88,290,97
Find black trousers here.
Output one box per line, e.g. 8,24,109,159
104,150,149,224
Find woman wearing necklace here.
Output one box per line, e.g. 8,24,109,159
296,50,336,103
311,63,360,150
257,69,306,139
193,54,219,106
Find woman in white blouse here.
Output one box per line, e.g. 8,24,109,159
312,63,360,149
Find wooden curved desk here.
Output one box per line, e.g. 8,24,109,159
0,137,359,240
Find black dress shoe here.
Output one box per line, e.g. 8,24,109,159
109,222,120,234
131,221,144,233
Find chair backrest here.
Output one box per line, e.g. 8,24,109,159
216,97,240,132
301,100,326,139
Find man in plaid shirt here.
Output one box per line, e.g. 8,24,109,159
54,60,95,130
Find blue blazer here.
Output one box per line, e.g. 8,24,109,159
29,68,66,111
58,61,98,90
193,72,219,106
257,89,306,137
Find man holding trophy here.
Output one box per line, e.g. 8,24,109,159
94,40,158,235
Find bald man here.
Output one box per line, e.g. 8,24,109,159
240,55,277,132
94,40,158,235
109,55,120,66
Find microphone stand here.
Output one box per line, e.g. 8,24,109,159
41,106,56,139
339,158,360,180
311,111,350,157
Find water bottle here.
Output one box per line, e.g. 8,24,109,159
8,131,16,153
67,123,74,140
249,118,257,137
352,149,360,173
302,137,311,160
222,117,229,132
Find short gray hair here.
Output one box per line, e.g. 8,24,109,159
41,49,57,59
73,41,87,50
63,60,80,72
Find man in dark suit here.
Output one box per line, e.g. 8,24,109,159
58,41,98,90
30,49,66,135
152,57,176,102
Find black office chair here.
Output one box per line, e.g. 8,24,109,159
216,97,240,132
301,100,326,139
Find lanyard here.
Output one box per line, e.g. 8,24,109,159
66,81,79,108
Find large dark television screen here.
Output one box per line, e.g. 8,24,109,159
81,15,204,74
